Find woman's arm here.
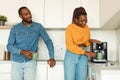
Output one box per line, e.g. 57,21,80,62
90,39,101,44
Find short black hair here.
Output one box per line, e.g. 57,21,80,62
72,6,87,23
18,6,28,15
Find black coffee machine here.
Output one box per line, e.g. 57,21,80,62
90,42,107,63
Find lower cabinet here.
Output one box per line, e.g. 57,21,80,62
0,62,11,80
36,61,64,80
0,61,64,80
0,74,11,80
88,62,120,80
36,62,47,80
48,63,64,80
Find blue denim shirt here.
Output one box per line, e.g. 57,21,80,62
7,21,54,62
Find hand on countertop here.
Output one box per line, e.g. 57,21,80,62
47,58,56,68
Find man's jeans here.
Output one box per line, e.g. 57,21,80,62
64,50,88,80
11,60,36,80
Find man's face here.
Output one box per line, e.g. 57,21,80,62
19,8,32,23
75,15,87,27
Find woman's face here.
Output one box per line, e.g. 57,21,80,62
75,15,87,27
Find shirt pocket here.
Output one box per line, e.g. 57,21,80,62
16,32,27,43
29,30,39,37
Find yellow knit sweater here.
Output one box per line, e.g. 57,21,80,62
66,23,90,54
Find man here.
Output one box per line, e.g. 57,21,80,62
7,6,56,80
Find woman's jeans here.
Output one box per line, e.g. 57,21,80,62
11,60,36,80
64,50,88,80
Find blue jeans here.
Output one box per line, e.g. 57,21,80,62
11,60,36,80
64,50,88,80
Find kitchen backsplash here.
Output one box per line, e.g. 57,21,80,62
0,29,117,61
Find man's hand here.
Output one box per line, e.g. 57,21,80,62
47,59,56,68
20,50,32,59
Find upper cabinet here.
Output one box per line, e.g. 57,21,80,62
81,0,100,28
0,0,100,28
26,0,44,25
1,0,119,29
63,0,82,28
63,0,99,28
45,0,99,28
44,0,62,28
0,0,27,25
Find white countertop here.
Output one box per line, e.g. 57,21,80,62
0,60,63,64
89,61,120,70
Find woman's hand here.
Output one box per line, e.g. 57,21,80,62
84,51,96,57
90,39,101,44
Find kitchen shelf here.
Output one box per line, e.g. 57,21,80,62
0,26,12,29
0,25,66,30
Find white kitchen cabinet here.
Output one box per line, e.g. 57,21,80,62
0,74,11,80
0,61,64,80
101,70,120,80
0,62,11,80
63,0,82,28
44,0,62,28
82,0,100,28
88,62,120,80
48,62,64,80
63,0,100,28
26,0,44,25
36,62,47,80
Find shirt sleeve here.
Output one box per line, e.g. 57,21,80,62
7,27,21,55
40,26,54,59
66,28,85,55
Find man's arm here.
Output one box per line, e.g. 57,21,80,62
7,27,21,55
40,26,56,67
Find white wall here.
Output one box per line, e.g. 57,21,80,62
38,29,117,61
100,0,120,27
91,29,117,61
0,29,117,61
116,27,120,63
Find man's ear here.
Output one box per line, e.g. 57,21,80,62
19,15,22,18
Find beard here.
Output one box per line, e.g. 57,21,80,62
22,16,32,24
23,18,32,24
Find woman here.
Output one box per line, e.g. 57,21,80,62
64,6,100,80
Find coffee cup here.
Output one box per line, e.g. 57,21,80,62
96,52,103,60
32,52,38,61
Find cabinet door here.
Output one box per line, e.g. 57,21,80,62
45,0,62,28
0,74,11,80
48,63,64,80
82,0,100,28
63,0,82,28
36,63,47,80
0,63,11,73
26,0,44,25
101,70,120,80
0,63,11,80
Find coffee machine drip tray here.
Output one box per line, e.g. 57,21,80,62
93,59,107,63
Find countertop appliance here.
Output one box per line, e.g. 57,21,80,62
90,42,107,63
